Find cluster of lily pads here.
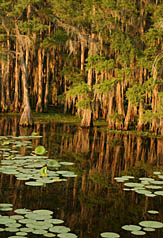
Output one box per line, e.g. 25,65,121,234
101,171,163,237
114,171,163,197
0,203,78,238
100,217,163,237
0,135,77,186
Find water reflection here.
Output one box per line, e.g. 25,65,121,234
0,117,162,238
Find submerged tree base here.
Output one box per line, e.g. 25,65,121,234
80,109,93,128
19,106,33,126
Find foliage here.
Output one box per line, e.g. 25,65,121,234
67,82,91,97
34,145,46,155
85,55,115,73
93,78,120,94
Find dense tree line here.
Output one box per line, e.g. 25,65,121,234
0,0,163,134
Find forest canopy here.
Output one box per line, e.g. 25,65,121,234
0,0,163,133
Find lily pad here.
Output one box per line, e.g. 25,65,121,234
50,219,64,224
143,227,155,231
14,208,31,214
131,230,146,235
121,225,141,231
49,226,70,233
34,145,46,155
154,191,163,196
145,185,162,190
58,233,78,238
33,209,53,216
44,233,56,237
124,182,144,188
147,210,159,214
47,160,60,168
100,232,120,238
16,232,28,236
139,220,163,228
25,181,44,186
32,229,48,235
59,162,74,166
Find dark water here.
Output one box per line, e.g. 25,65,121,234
0,117,163,238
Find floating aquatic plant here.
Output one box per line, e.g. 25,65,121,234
100,232,120,238
34,145,47,155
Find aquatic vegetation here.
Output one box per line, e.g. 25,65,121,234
0,207,78,237
100,232,120,238
113,171,163,236
0,135,77,187
34,145,47,155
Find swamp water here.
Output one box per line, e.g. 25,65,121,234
0,117,162,238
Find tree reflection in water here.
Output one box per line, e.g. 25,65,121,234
0,117,162,238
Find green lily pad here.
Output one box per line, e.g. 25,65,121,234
44,233,56,237
20,227,34,233
6,222,22,228
139,220,163,228
154,191,163,196
33,209,53,215
49,226,70,233
14,208,31,214
143,227,155,231
134,189,152,195
121,225,141,231
147,210,159,214
50,219,64,224
58,233,78,238
124,182,144,188
59,162,74,166
10,215,24,220
0,207,13,211
145,194,156,197
131,230,146,235
151,180,163,185
25,181,44,186
0,203,13,207
100,232,120,238
32,229,48,234
47,160,60,168
153,171,161,175
16,231,28,236
34,145,46,155
5,227,20,232
145,185,162,190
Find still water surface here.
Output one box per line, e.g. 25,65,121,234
0,117,162,238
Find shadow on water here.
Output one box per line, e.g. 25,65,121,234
0,116,162,238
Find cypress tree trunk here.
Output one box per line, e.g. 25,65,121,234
44,53,49,112
19,57,33,126
0,60,6,112
14,40,20,112
80,108,93,128
15,22,33,126
36,48,43,112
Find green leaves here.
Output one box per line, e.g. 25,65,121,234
85,55,115,72
126,83,146,106
67,82,91,97
34,145,46,155
93,78,119,94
